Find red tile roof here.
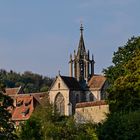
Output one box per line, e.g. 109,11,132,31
5,86,22,96
10,92,46,122
88,75,106,90
12,95,34,121
76,100,107,108
2,87,46,124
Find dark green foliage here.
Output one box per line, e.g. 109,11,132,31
97,36,140,140
0,87,17,140
47,117,98,140
0,69,53,93
97,111,140,140
108,49,140,112
18,119,42,140
103,36,140,113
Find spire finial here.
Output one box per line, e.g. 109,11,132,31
80,22,83,34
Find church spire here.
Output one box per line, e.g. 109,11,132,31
77,24,86,56
70,25,94,83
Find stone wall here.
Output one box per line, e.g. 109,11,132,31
75,101,109,123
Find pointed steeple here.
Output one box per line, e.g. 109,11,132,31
70,24,95,83
77,24,86,57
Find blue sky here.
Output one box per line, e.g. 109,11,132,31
0,0,140,77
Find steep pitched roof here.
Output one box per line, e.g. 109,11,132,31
88,75,106,90
5,86,22,96
60,76,82,90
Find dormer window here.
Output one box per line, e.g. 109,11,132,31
16,100,23,107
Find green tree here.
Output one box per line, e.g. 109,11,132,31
0,84,17,140
103,36,140,112
97,111,140,140
108,49,140,112
104,36,140,84
0,69,53,93
18,118,42,140
19,95,98,140
97,37,140,140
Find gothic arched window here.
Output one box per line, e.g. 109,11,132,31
55,92,65,115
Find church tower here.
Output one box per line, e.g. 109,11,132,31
69,24,95,83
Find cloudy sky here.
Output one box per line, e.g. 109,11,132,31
0,0,140,77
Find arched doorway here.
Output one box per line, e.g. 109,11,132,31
55,92,65,115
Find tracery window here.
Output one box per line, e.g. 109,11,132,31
55,92,65,115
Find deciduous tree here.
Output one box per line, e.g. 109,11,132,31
103,36,140,112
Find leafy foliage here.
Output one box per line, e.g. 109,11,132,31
97,36,140,140
109,49,140,112
19,97,98,140
18,118,42,140
97,111,140,140
104,36,140,84
103,36,140,112
0,69,53,93
0,86,17,140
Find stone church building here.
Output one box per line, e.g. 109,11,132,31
49,25,108,120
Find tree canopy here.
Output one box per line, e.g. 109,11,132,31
97,111,140,140
103,36,140,112
104,36,140,84
97,36,140,140
0,69,53,93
